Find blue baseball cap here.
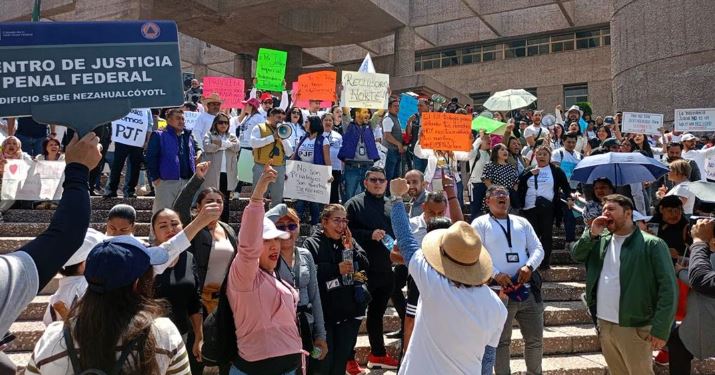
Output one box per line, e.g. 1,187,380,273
84,235,169,293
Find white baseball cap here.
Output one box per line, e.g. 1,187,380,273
681,133,698,142
632,211,653,223
64,228,106,267
263,217,290,240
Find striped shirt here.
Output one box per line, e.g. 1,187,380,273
25,317,189,375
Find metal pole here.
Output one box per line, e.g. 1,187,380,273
32,0,42,21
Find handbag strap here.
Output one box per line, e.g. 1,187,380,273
63,325,147,375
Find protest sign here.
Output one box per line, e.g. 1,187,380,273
291,82,332,108
296,71,336,102
340,71,389,110
202,77,245,108
111,108,150,147
237,149,254,183
256,48,287,92
397,94,418,130
0,21,183,136
284,161,332,204
183,111,201,131
421,112,473,151
674,108,715,132
622,112,663,135
2,160,65,200
471,115,506,135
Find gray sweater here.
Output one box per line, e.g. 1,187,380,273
678,242,715,358
277,247,327,341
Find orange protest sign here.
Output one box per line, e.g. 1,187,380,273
421,112,473,151
296,71,336,102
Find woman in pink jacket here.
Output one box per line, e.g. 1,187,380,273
227,164,304,375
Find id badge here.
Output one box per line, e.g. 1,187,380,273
358,145,366,156
506,252,520,263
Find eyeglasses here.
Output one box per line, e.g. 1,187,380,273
329,218,349,225
216,121,229,125
368,178,387,184
275,223,299,231
490,191,509,198
291,111,301,115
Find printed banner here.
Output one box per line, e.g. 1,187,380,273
340,71,389,110
397,94,418,131
182,110,201,131
291,82,332,109
622,112,663,135
2,160,65,200
256,48,287,92
296,71,336,102
111,108,150,147
0,21,183,136
202,77,245,108
284,160,332,204
420,112,473,151
237,148,254,183
674,108,715,132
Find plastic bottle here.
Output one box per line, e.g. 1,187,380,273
342,249,353,285
381,234,395,252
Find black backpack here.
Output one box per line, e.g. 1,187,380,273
63,325,147,375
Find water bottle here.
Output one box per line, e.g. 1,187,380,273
311,346,322,359
381,234,395,252
342,249,353,285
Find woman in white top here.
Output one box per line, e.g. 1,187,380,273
566,122,588,154
202,113,240,222
286,107,307,150
34,137,65,209
292,116,331,225
413,130,482,193
322,113,344,203
657,159,696,216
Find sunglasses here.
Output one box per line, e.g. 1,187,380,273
291,111,301,115
368,178,387,184
216,120,229,125
275,223,299,231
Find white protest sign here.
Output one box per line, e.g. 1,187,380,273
2,160,65,200
622,112,663,135
340,71,389,110
283,160,332,204
675,108,715,132
183,111,201,131
111,108,150,147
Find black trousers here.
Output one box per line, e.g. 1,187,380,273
391,265,408,322
367,275,394,356
89,139,110,192
106,142,143,195
330,170,342,204
318,319,362,375
523,202,554,268
219,172,230,223
667,326,693,375
0,352,15,375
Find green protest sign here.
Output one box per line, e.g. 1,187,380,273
256,48,287,92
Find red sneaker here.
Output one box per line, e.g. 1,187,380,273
345,359,366,375
367,353,399,370
654,349,670,366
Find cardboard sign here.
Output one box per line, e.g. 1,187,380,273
291,82,332,109
0,21,183,136
283,160,332,204
674,108,715,132
256,48,287,92
340,71,389,110
182,110,201,131
397,94,418,131
622,112,663,135
111,108,150,147
202,77,245,108
420,112,473,151
2,160,65,200
296,71,336,102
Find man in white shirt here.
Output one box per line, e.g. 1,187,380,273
681,133,715,181
472,184,545,375
193,93,223,146
552,131,582,247
523,110,548,147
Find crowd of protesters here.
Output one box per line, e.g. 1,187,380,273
1,78,715,375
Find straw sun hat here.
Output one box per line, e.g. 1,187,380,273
421,221,493,286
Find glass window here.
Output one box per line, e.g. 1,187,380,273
563,83,589,108
470,92,491,106
441,50,459,67
604,35,611,45
577,37,600,49
415,61,421,71
504,41,525,59
483,45,497,61
525,87,538,109
527,37,549,45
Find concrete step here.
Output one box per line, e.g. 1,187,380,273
541,265,585,282
542,282,585,301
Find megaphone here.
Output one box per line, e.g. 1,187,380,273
277,123,293,140
431,94,447,104
542,114,556,127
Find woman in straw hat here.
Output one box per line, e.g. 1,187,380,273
387,178,507,375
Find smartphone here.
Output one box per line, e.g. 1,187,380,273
0,333,16,346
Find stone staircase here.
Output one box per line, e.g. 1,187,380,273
2,197,715,374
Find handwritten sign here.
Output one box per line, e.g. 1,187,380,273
675,108,715,132
256,48,287,92
202,77,245,108
622,112,663,135
340,71,389,110
283,160,332,204
397,94,418,130
182,110,200,131
296,71,336,102
2,160,65,200
420,112,473,151
291,82,332,109
111,108,150,147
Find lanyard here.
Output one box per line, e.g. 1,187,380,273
490,214,512,250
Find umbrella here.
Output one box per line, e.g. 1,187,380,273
472,115,506,135
571,152,669,186
686,181,715,202
483,89,537,111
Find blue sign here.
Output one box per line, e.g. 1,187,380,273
0,21,184,135
397,94,418,130
579,117,588,134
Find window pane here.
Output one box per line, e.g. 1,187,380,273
423,60,434,70
415,62,421,71
551,33,573,42
551,43,563,53
576,30,599,38
527,37,549,45
539,45,549,54
604,35,611,45
483,51,496,61
563,41,574,50
527,46,539,56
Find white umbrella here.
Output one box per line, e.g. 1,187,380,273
483,89,537,111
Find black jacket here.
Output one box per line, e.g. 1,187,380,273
303,232,370,324
345,192,393,284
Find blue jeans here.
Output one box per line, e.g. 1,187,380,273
229,366,296,375
15,134,44,158
456,180,464,208
343,163,371,201
412,155,427,173
384,148,402,181
470,182,487,219
296,200,322,225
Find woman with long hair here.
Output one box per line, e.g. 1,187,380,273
36,138,64,161
286,106,307,149
26,236,190,375
549,124,565,150
566,122,588,154
481,143,519,210
292,116,331,225
303,204,370,375
322,113,344,204
331,105,346,134
227,165,303,375
203,112,241,222
629,133,654,158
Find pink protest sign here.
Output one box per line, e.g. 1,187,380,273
202,77,245,108
292,82,332,109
